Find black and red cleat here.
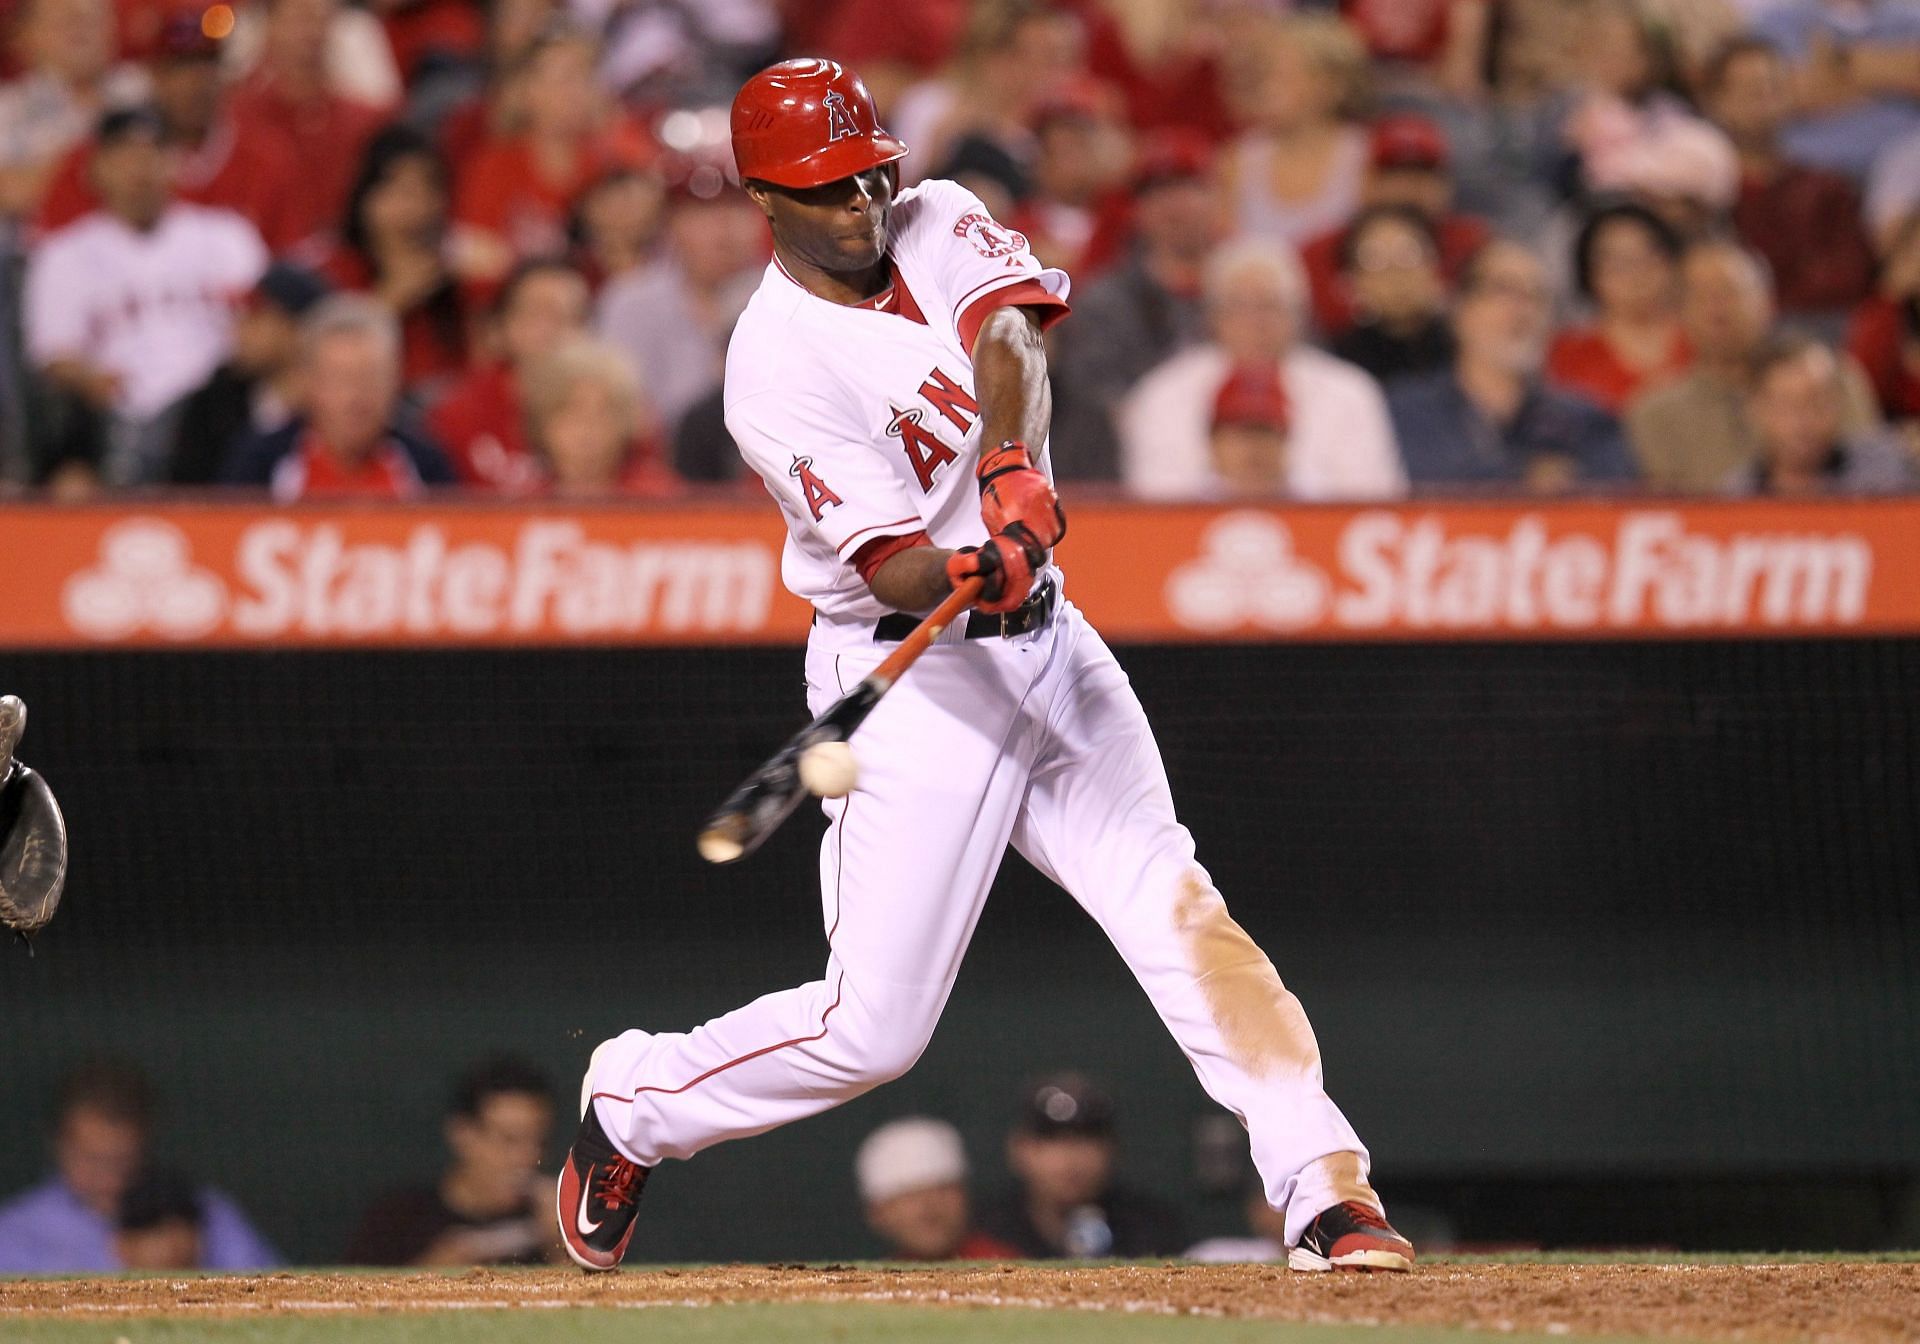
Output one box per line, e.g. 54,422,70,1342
555,1101,650,1273
1287,1201,1415,1272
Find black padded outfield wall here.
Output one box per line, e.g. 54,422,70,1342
1,640,1916,1261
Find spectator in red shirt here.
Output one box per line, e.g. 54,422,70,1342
522,336,676,498
855,1118,1017,1262
227,0,388,249
433,0,561,172
1547,200,1690,413
36,12,304,248
374,0,485,88
1701,35,1875,317
450,27,644,290
1342,0,1489,100
1847,211,1920,423
222,294,456,499
426,258,588,493
313,123,469,399
1005,84,1133,280
1299,115,1490,336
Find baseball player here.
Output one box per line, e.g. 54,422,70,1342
557,59,1415,1276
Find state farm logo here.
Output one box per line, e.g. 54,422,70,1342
55,518,780,643
1164,509,1873,635
1166,512,1329,631
62,519,227,640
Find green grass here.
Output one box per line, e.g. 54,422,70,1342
0,1304,1631,1344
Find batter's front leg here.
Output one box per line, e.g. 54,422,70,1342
584,643,1040,1169
1011,612,1396,1254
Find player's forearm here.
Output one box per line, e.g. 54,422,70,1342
869,544,958,612
970,306,1052,452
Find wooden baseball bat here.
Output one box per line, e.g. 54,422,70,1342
696,579,984,864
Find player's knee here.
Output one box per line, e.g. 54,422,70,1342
829,1005,935,1086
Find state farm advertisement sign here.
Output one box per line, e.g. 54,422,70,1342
0,498,1913,648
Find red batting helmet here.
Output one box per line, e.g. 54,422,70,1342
730,58,908,189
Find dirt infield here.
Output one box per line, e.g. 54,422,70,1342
3,1262,1916,1342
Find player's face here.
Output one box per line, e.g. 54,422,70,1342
751,165,895,276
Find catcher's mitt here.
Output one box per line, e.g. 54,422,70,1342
0,696,67,944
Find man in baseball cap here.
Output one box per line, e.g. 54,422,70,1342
855,1118,1015,1261
1207,362,1292,498
976,1074,1185,1259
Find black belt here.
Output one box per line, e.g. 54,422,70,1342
873,578,1057,643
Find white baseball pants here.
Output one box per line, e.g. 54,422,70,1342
586,600,1379,1243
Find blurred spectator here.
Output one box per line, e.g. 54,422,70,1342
890,0,1088,194
450,26,645,287
114,1171,204,1271
1204,362,1293,499
1340,0,1491,101
429,257,588,491
1390,240,1636,491
1748,0,1920,181
976,1074,1184,1259
797,0,970,111
597,183,760,444
1564,0,1737,214
1546,200,1690,413
0,1061,277,1272
228,0,390,249
1049,131,1220,482
433,0,562,171
34,12,304,248
523,335,676,496
0,0,146,219
224,0,403,109
314,123,469,397
169,261,332,485
1299,114,1491,336
571,166,667,293
1118,238,1405,501
855,1117,1017,1262
1005,85,1132,278
1846,211,1920,422
1327,204,1455,383
23,106,266,488
1702,36,1875,315
346,1055,558,1266
1219,13,1372,247
1066,0,1235,140
375,0,486,90
222,293,455,498
1731,334,1914,494
1183,1179,1290,1263
1626,237,1881,492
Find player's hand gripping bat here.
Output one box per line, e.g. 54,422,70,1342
0,695,68,947
698,578,984,864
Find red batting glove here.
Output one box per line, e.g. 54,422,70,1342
946,530,1044,615
978,440,1066,549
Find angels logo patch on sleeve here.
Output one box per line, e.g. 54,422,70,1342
790,455,844,520
952,212,1028,259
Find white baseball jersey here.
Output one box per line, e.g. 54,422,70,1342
724,178,1070,623
24,203,268,419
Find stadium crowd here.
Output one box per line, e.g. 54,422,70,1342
0,1059,1224,1269
0,0,1917,502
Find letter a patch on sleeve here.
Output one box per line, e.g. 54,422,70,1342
790,455,844,521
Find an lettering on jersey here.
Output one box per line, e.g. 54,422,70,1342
886,407,959,493
822,91,860,144
951,211,1027,259
918,368,979,433
789,455,844,521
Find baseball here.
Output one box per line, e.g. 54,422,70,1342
799,740,859,798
